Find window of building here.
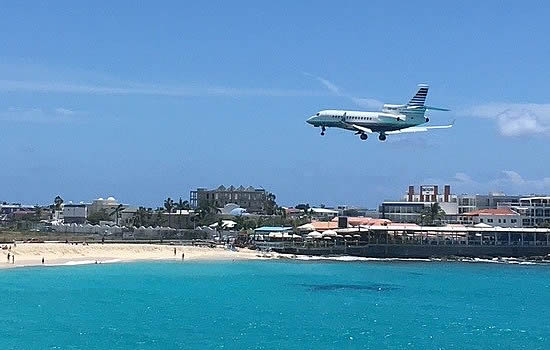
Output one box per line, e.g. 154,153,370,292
511,219,517,223
487,219,493,223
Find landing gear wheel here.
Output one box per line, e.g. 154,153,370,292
320,126,326,136
360,133,368,140
378,133,387,141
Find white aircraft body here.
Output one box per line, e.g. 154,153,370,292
306,84,452,141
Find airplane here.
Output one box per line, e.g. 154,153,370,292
306,84,453,142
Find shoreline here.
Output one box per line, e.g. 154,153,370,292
0,243,281,270
2,243,549,270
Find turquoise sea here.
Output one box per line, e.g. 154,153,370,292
1,260,549,349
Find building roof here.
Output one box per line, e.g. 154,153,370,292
310,208,339,214
254,226,292,233
464,208,520,216
331,216,391,226
310,221,340,231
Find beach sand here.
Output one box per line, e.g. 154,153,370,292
0,243,278,269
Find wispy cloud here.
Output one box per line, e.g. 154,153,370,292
304,73,384,109
0,79,325,98
0,107,82,123
464,103,550,136
426,170,550,195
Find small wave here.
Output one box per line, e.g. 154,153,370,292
101,259,122,264
292,255,432,262
63,260,98,266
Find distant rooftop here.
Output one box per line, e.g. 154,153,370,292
199,185,265,192
464,208,520,216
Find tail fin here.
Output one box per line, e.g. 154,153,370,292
407,84,429,107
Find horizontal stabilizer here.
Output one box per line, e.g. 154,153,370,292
386,121,454,135
424,105,450,111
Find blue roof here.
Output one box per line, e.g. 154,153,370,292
254,226,293,233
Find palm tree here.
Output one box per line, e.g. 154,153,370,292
175,198,190,228
164,197,174,228
420,203,445,226
52,195,64,220
134,206,148,227
109,204,125,225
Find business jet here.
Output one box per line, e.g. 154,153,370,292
306,84,452,141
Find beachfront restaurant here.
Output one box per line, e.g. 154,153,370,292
252,226,294,241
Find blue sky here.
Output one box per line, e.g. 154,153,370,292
1,1,550,208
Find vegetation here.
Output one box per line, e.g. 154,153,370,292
164,197,174,227
264,192,278,215
109,204,125,225
87,209,112,225
420,203,445,226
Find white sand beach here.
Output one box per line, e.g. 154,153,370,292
0,243,278,269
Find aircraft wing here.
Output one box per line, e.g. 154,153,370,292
351,124,373,134
386,122,454,135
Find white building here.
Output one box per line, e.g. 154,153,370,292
63,203,87,224
88,197,121,216
460,208,523,228
309,208,339,220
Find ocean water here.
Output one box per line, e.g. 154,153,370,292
1,261,549,349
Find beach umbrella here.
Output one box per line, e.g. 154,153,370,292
353,234,361,238
323,236,332,240
345,235,352,238
307,231,322,239
297,223,316,232
322,230,338,237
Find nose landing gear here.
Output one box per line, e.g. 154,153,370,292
320,126,326,136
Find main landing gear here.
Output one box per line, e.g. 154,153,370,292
378,133,387,142
320,126,326,136
360,133,368,140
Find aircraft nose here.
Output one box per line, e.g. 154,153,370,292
306,116,316,125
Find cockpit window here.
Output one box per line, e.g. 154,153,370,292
316,113,320,116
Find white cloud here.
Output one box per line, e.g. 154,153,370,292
304,73,383,109
454,172,474,184
54,107,75,115
421,171,550,195
492,170,550,192
465,103,550,136
0,107,82,123
0,79,325,98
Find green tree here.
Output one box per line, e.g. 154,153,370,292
175,198,190,228
109,204,125,225
164,197,174,228
134,207,149,227
87,209,111,225
420,203,445,226
264,192,278,215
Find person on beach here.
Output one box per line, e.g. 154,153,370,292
7,252,10,262
181,252,185,261
174,247,177,256
41,257,45,264
12,255,15,264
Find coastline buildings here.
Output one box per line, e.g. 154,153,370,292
380,185,458,223
190,185,268,213
379,185,549,228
